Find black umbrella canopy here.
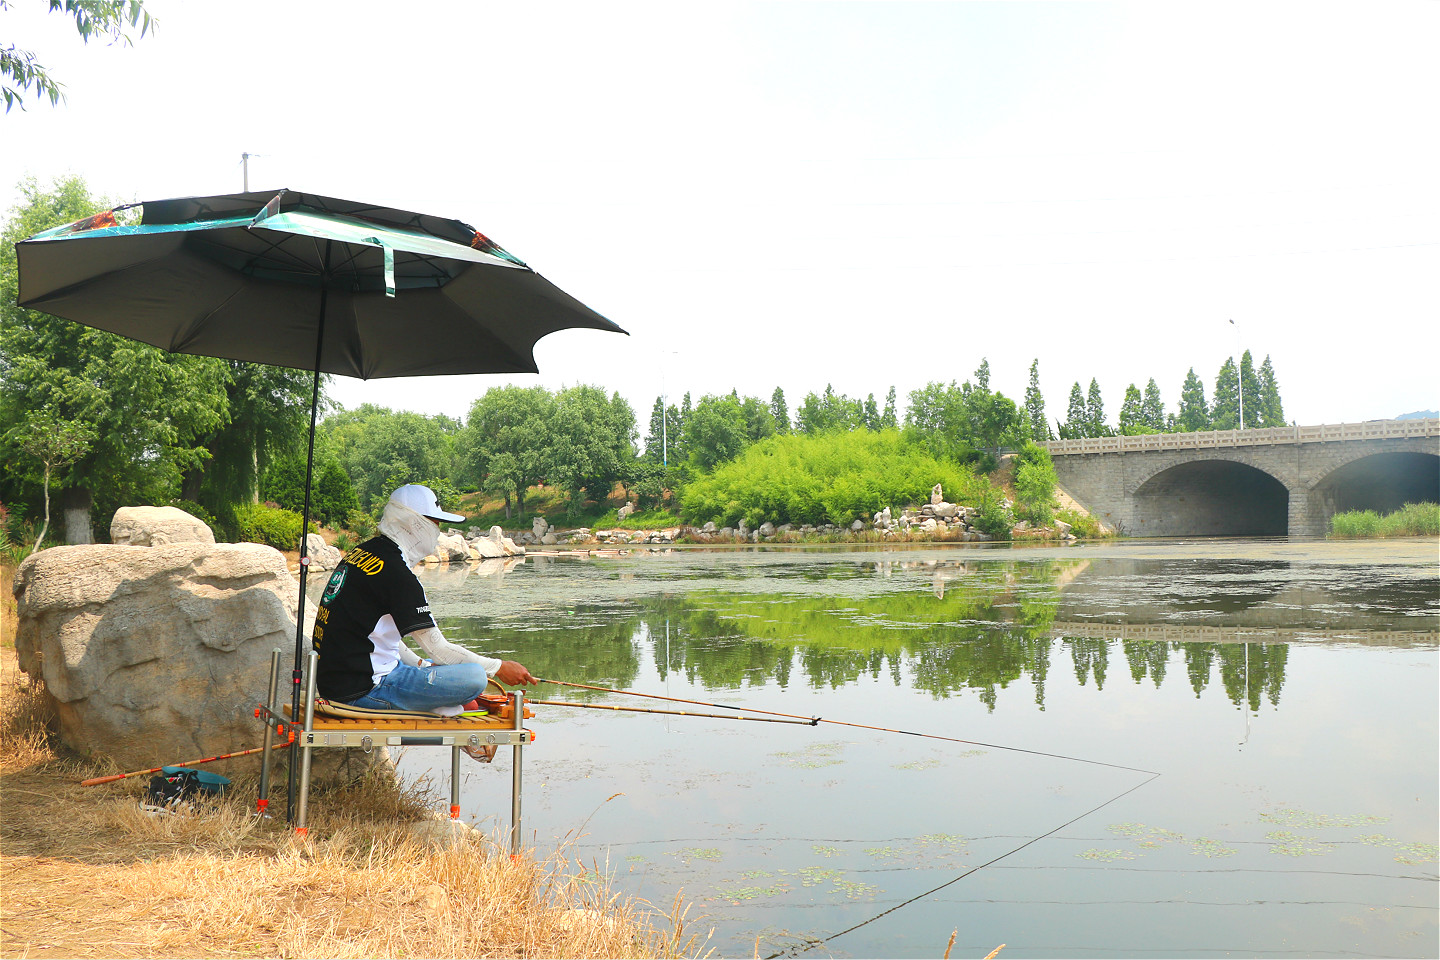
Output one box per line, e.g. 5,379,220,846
15,189,626,378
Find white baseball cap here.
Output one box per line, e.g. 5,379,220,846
389,484,465,523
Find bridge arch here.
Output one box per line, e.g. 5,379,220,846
1131,459,1290,537
1311,451,1440,515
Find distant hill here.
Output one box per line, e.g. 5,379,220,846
1396,410,1438,420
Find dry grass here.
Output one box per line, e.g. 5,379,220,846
1,563,16,647
1,641,705,959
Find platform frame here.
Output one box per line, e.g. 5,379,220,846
255,650,529,852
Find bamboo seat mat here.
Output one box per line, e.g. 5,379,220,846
283,700,521,732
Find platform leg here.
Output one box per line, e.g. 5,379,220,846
510,689,524,855
256,649,281,816
450,745,462,820
295,651,319,835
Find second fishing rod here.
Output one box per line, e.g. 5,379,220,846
534,677,1158,776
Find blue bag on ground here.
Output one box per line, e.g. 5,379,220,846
146,766,231,805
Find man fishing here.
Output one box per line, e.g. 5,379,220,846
311,483,537,761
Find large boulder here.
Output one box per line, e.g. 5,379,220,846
435,533,470,563
488,525,524,557
471,535,505,559
12,542,315,773
304,532,343,572
110,506,215,547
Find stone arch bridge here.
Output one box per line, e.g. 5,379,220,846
1043,419,1440,538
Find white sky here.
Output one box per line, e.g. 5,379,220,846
4,1,1437,433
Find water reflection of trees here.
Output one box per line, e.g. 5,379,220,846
446,611,645,698
446,560,1291,713
1116,638,1287,710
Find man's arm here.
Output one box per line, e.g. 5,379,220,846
405,626,537,685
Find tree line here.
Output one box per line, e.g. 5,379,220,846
3,175,1286,546
1054,354,1285,440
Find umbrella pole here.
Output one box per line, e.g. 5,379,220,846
288,249,331,822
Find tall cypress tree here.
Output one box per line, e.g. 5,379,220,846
1257,355,1285,427
643,396,666,462
1176,368,1210,432
1024,358,1051,440
881,386,898,430
1141,378,1166,432
1086,378,1110,436
1212,358,1241,430
1117,384,1145,435
862,394,881,430
1059,382,1088,439
769,386,790,434
1239,349,1261,430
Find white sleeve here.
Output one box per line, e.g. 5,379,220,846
406,626,503,677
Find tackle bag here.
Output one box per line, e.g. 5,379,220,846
146,766,231,806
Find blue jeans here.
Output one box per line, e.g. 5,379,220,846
348,663,489,712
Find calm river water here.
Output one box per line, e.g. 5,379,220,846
409,539,1439,959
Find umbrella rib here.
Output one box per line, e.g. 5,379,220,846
172,285,250,352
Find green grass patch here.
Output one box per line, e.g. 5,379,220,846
603,507,681,530
1055,508,1111,539
451,485,629,533
1330,502,1438,538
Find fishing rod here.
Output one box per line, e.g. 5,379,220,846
538,678,1155,775
80,742,291,787
529,699,818,726
540,677,819,722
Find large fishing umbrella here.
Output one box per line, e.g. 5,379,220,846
15,188,626,815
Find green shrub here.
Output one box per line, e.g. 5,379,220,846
1055,507,1108,539
0,502,50,561
1013,443,1059,526
972,488,1014,539
168,499,219,532
346,509,377,540
263,455,361,527
234,503,314,551
1330,509,1380,538
1331,502,1438,538
1380,502,1439,536
679,429,984,528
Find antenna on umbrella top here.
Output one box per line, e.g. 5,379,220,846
240,152,267,192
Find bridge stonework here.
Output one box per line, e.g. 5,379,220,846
1044,420,1440,538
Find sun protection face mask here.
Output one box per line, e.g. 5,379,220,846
377,500,442,567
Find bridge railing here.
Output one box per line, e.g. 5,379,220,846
1043,418,1440,456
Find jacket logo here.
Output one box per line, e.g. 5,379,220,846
344,547,385,575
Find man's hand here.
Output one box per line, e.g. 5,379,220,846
493,660,537,686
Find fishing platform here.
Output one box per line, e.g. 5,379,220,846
254,650,534,850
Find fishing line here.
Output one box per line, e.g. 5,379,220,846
537,676,1166,955
530,699,818,726
538,678,1158,775
765,771,1163,959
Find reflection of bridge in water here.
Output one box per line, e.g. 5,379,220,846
1045,418,1440,537
1050,621,1438,648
